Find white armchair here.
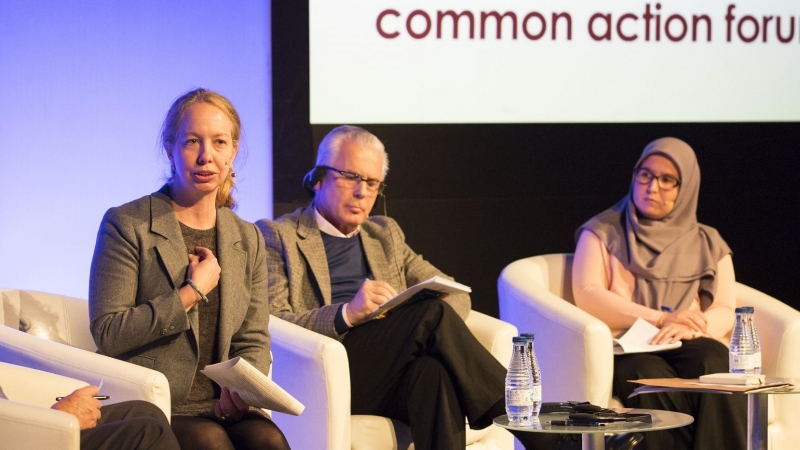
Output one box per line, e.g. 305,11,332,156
0,288,172,420
268,310,518,450
497,254,800,450
0,362,89,450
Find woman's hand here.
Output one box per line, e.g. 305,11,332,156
651,322,700,345
662,309,708,333
187,246,221,294
214,387,249,422
179,246,221,311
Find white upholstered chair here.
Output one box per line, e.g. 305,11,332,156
0,361,92,450
0,288,172,420
497,254,800,450
268,310,518,450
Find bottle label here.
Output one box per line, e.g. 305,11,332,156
531,385,542,402
730,354,754,370
753,352,762,368
506,389,534,406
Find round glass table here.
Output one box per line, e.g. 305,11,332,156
494,408,694,450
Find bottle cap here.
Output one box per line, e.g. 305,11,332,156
519,333,535,340
735,307,748,313
512,336,528,343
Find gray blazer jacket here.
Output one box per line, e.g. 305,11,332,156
256,203,470,340
89,187,271,405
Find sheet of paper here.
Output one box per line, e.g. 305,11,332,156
613,317,682,355
366,275,471,321
201,357,305,416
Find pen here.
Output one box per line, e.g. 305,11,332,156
55,395,111,401
660,306,674,313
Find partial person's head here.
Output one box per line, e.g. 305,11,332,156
310,125,389,234
161,88,241,208
630,137,699,222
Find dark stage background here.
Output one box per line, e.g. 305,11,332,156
272,2,800,317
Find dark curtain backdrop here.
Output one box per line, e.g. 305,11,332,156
272,1,800,317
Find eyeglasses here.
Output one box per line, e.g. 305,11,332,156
634,168,681,191
321,166,386,194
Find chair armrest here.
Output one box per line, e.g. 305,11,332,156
0,361,89,408
0,399,80,450
499,260,614,406
0,326,171,420
465,310,518,369
268,315,351,450
735,283,800,377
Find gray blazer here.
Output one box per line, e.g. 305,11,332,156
89,187,271,405
256,203,470,340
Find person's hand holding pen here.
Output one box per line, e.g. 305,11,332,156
345,278,397,326
51,385,105,430
652,305,708,345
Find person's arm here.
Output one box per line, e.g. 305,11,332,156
572,230,662,329
387,217,471,320
227,223,272,373
216,224,272,419
89,207,191,357
700,253,736,340
257,218,342,339
51,386,101,430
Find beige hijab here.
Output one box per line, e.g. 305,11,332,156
576,137,731,311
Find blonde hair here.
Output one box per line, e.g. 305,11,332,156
161,88,242,209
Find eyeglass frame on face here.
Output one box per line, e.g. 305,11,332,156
633,167,681,191
320,165,386,195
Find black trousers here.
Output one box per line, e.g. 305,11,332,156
343,299,507,450
613,337,747,450
82,400,179,450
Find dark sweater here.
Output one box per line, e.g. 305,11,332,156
321,232,372,333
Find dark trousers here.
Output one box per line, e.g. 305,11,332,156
82,400,179,450
613,337,747,450
343,299,507,450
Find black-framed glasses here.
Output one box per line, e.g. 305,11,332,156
321,165,386,194
634,168,681,191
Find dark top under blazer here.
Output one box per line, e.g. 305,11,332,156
89,187,271,406
256,202,470,340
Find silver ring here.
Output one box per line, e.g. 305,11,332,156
220,414,230,421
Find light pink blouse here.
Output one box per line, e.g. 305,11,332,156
572,230,736,345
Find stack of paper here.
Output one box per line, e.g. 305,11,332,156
699,373,766,386
201,357,305,416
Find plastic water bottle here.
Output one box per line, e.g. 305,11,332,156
745,307,762,374
506,336,534,426
519,333,542,417
730,307,755,374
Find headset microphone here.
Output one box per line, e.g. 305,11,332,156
302,166,326,197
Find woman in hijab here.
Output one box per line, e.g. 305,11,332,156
572,137,746,450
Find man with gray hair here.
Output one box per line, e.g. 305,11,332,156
257,125,517,449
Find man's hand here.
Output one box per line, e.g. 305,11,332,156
346,280,397,325
51,385,102,430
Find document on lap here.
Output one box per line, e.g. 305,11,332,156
201,357,305,416
613,317,682,355
366,275,471,321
